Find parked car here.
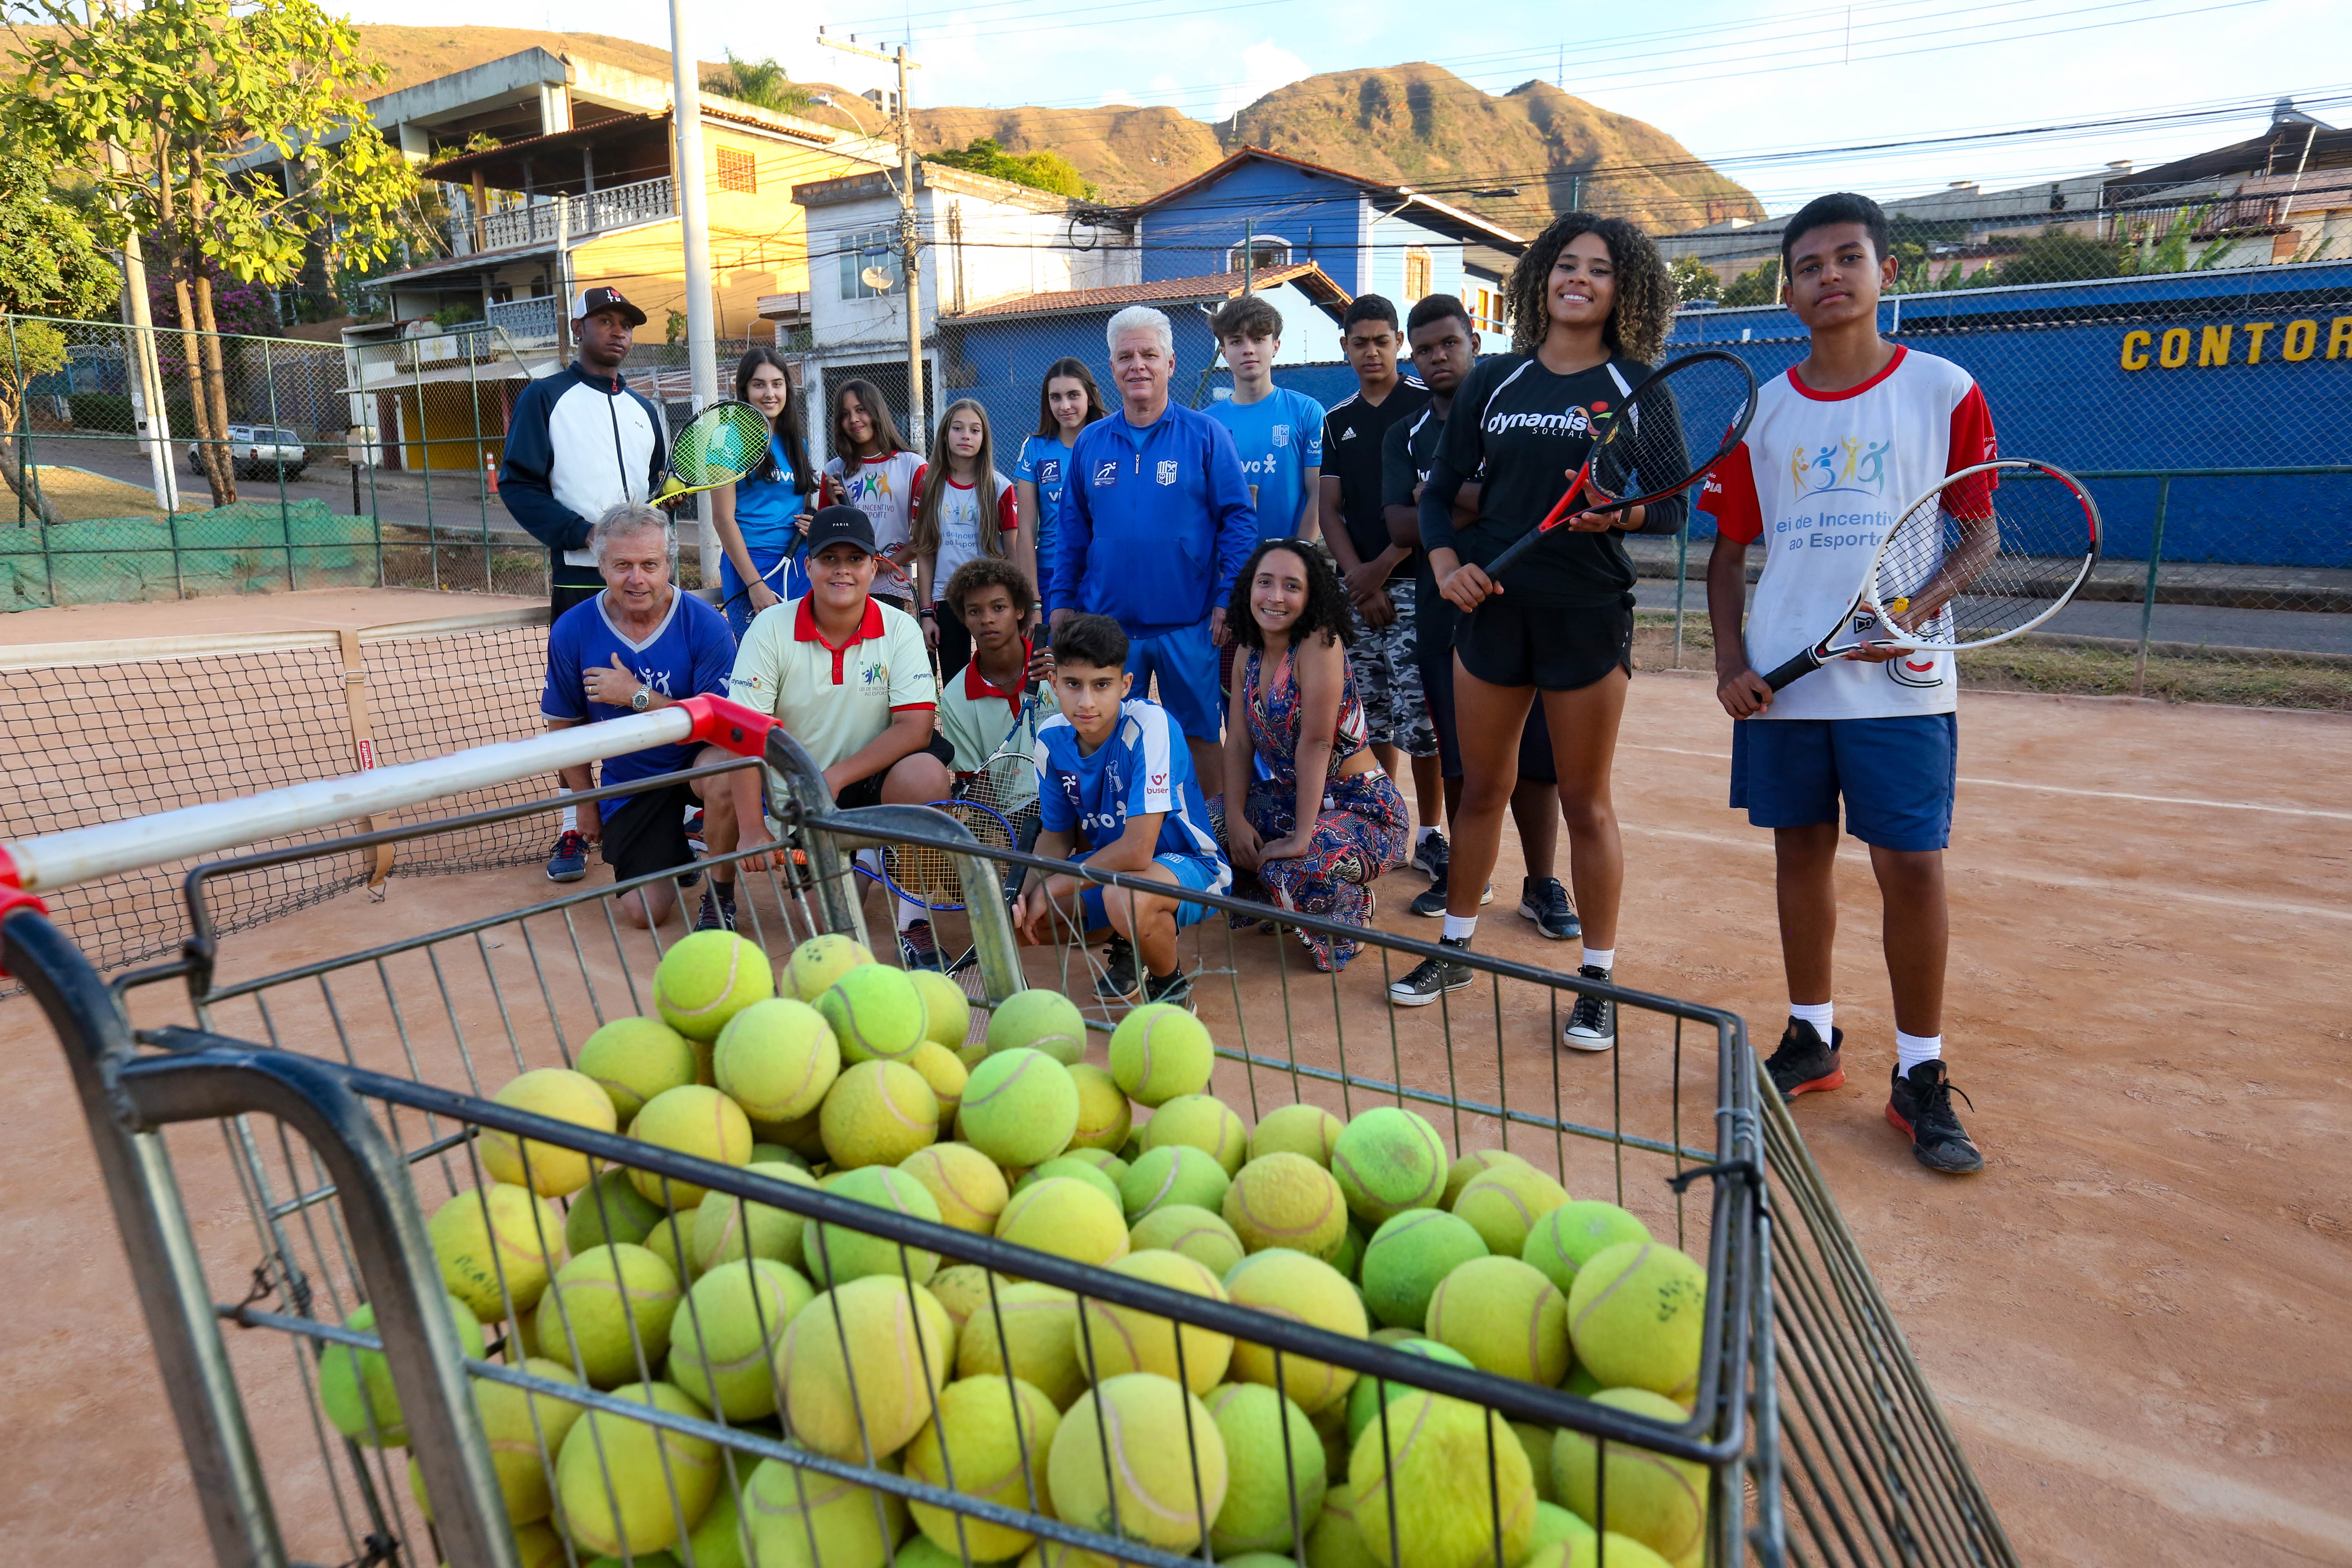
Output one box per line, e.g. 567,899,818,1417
188,425,307,481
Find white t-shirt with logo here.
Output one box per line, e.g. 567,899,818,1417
912,464,1019,599
1699,346,1997,721
822,448,924,599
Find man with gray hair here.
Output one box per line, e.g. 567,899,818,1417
540,503,744,931
1048,304,1257,789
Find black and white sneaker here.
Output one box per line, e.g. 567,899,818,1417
1095,935,1140,1000
1388,937,1475,1006
1887,1060,1983,1174
1409,880,1493,918
1142,967,1194,1010
1765,1020,1846,1103
1561,965,1616,1052
694,882,737,933
1412,831,1450,882
900,919,944,971
1517,877,1581,942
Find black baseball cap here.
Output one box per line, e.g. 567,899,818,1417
570,285,647,326
804,505,877,558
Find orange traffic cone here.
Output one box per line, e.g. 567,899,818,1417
485,453,500,494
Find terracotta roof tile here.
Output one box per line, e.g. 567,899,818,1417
949,263,1345,321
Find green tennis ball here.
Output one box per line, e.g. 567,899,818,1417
1515,1422,1561,1504
1566,1242,1707,1404
784,932,875,1002
656,929,775,1042
744,1450,910,1568
692,1160,821,1273
553,1380,720,1557
320,1296,486,1446
1343,1338,1474,1446
1525,1532,1673,1568
955,1281,1086,1408
1333,1222,1367,1281
668,1257,813,1419
1450,1164,1570,1258
1068,1062,1134,1153
806,1164,944,1288
1532,1500,1595,1551
1347,1391,1536,1568
1108,1002,1214,1106
996,1175,1130,1268
1223,1152,1348,1260
1549,1388,1706,1564
628,1084,754,1208
898,1142,1010,1234
713,998,841,1122
1054,1144,1130,1185
1359,1208,1488,1330
1330,1107,1447,1227
820,1059,941,1169
1016,1155,1123,1209
638,1213,697,1286
1425,1255,1570,1385
1250,1102,1345,1167
1141,1092,1248,1176
1048,1373,1229,1550
1120,1143,1233,1222
1565,1362,1605,1400
958,1048,1080,1168
575,1016,699,1123
909,968,972,1051
1127,1204,1245,1277
1076,1248,1233,1391
905,1375,1063,1560
1442,1147,1531,1208
987,988,1087,1066
1307,1492,1381,1568
1224,1249,1368,1415
906,1041,968,1127
778,1275,955,1460
483,1067,617,1198
1523,1202,1653,1296
684,1485,757,1568
407,1355,586,1526
1207,1382,1327,1553
819,964,931,1065
428,1182,565,1323
566,1169,668,1256
534,1242,681,1388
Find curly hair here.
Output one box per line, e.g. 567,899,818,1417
1504,212,1675,365
943,554,1034,619
1225,539,1355,653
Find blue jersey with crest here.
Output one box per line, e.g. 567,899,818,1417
1032,697,1228,879
1206,386,1325,540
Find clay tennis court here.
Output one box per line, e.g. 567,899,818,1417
0,588,2345,1565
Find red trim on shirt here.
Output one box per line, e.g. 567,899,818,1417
793,595,887,684
960,641,1032,727
890,702,938,714
1941,383,2000,517
1785,344,1908,402
1698,445,1762,544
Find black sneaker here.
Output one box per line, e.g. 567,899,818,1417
694,882,737,933
1561,965,1616,1052
1887,1060,1983,1174
1765,1020,1845,1103
1517,877,1581,942
1142,967,1194,1010
1388,937,1474,1007
1096,935,1140,1000
1409,880,1493,917
900,919,944,972
546,829,589,883
1412,831,1450,882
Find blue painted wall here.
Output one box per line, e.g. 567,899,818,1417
1138,160,1369,289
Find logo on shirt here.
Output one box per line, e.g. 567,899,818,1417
1093,460,1118,486
860,660,886,689
1486,407,1594,438
1156,460,1180,486
1887,651,1944,688
1272,424,1291,448
1040,459,1062,483
1789,437,1895,499
1150,772,1167,791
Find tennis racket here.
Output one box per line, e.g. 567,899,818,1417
865,690,1044,921
1761,457,2102,690
1479,350,1758,579
654,400,775,503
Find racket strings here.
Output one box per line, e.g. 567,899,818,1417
1587,357,1755,503
671,403,774,486
1873,469,2098,645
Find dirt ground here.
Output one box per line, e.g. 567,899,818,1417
2,653,2347,1565
0,584,541,647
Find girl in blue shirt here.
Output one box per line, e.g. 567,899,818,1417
711,346,818,639
1013,357,1107,627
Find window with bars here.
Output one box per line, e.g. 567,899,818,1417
1404,247,1433,301
1470,285,1508,335
838,229,904,300
1226,236,1292,273
716,147,757,194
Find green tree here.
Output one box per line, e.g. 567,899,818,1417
1993,229,2127,286
704,52,812,114
8,0,426,505
1718,258,1780,307
1667,254,1719,304
925,136,1098,201
0,154,119,523
2122,206,2236,276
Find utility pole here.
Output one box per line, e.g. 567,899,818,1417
820,31,927,450
668,0,722,587
105,139,177,511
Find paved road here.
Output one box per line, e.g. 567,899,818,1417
29,433,503,536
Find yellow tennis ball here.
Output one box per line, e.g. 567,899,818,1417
1141,1093,1248,1176
806,1164,944,1289
1442,1147,1532,1208
320,1296,486,1446
533,1242,680,1388
1330,1107,1448,1227
1250,1102,1345,1167
1127,1204,1245,1278
1549,1388,1705,1564
668,1257,813,1419
1359,1208,1488,1330
785,932,876,1002
575,1016,699,1124
1343,1338,1474,1446
1223,1248,1368,1414
924,1263,999,1337
1524,1532,1673,1568
904,1375,1063,1559
1224,1152,1349,1261
1206,1381,1327,1553
779,1275,956,1461
1425,1255,1570,1385
1049,1373,1229,1550
955,1280,1086,1408
1450,1164,1570,1258
996,1175,1129,1269
429,1182,566,1323
958,1048,1081,1168
899,1142,1010,1234
638,1212,699,1286
692,1160,820,1273
821,1059,941,1169
553,1379,719,1557
1015,1156,1123,1212
1075,1248,1233,1392
820,964,932,1065
1523,1201,1653,1297
565,1169,667,1256
482,1068,617,1197
656,929,775,1042
1108,1002,1214,1106
744,1448,909,1568
1566,1242,1707,1403
405,1356,587,1527
1119,1143,1232,1222
909,968,972,1051
1067,1063,1133,1153
907,1041,969,1127
713,998,840,1123
1056,1144,1130,1184
986,988,1087,1066
1348,1392,1535,1568
627,1084,754,1208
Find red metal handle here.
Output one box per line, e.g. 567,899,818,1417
677,693,776,759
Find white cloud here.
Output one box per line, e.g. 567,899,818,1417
1213,41,1310,121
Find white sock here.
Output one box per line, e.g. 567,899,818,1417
895,895,928,933
1416,826,1438,848
1580,946,1615,974
1442,914,1477,943
558,789,577,833
1790,1000,1835,1036
1895,1031,1943,1074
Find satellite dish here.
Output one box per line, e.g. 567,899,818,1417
861,266,896,292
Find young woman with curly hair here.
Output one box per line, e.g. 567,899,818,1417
1395,213,1695,1049
1219,539,1410,973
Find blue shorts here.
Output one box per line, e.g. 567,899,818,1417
719,547,808,640
1077,851,1223,932
1125,620,1222,742
1729,713,1957,852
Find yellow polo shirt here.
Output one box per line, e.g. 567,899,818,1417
729,595,935,771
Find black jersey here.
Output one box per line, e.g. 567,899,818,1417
1421,352,1689,607
1324,381,1430,582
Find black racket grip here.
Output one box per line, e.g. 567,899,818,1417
1762,650,1825,691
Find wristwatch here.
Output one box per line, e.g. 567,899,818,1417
630,685,653,712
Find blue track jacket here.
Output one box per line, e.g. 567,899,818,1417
1049,401,1258,637
501,363,668,589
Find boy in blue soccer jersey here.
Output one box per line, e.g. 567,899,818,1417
1014,614,1231,1009
1205,294,1324,543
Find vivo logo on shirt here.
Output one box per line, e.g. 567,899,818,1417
1238,455,1281,476
1486,407,1594,437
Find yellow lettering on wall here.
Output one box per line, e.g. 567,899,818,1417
2159,327,2192,368
2242,322,2274,363
2198,325,2232,366
2330,316,2352,360
2119,330,2152,371
2282,319,2318,361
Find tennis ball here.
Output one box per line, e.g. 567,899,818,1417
429,1182,566,1323
713,998,840,1123
744,1449,908,1568
667,1257,813,1419
682,1485,756,1568
638,1213,698,1286
1142,1093,1249,1176
1127,1204,1245,1277
1517,1423,1562,1504
959,1048,1080,1168
1119,1143,1232,1222
1426,1255,1570,1385
821,1059,942,1169
906,1042,969,1128
820,964,932,1065
1348,1391,1536,1568
1055,1144,1130,1185
628,1084,754,1208
1566,1242,1708,1403
1224,1249,1368,1415
986,987,1087,1065
904,1374,1063,1559
576,1016,699,1123
1016,1155,1123,1209
320,1296,486,1446
533,1243,680,1388
482,1068,617,1197
1442,1147,1531,1208
1330,1107,1447,1227
1525,1533,1673,1568
1049,1373,1229,1550
1207,1382,1327,1553
1342,1338,1475,1446
786,932,876,1002
1251,1103,1345,1167
956,1281,1087,1408
692,1160,821,1273
566,1169,668,1256
657,929,775,1041
995,1176,1129,1269
405,1356,586,1526
756,1107,831,1163
1451,1164,1571,1258
924,1263,998,1336
779,1275,955,1461
1306,1492,1380,1568
1532,1498,1591,1549
1550,1387,1706,1563
1333,1223,1366,1281
1224,1152,1348,1260
909,968,972,1051
1108,1002,1214,1106
1358,1209,1486,1330
554,1379,720,1557
900,1142,1010,1234
1523,1202,1653,1297
1075,1248,1233,1391
1068,1063,1134,1152
806,1164,944,1288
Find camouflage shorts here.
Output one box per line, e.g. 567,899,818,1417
1351,577,1438,757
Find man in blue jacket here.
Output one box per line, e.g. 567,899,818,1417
1048,303,1256,787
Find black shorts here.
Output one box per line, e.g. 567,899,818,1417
836,732,956,808
552,581,601,621
1453,594,1634,694
601,781,699,886
1419,594,1557,784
